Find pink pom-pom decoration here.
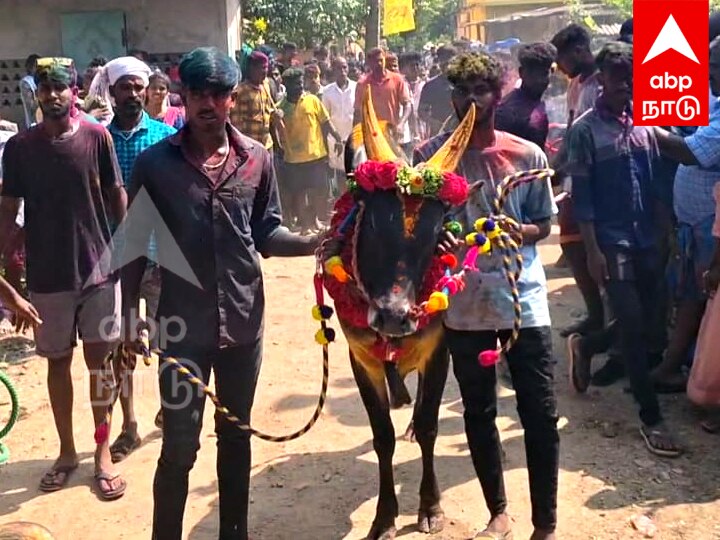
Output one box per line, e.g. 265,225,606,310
463,245,480,271
478,349,500,367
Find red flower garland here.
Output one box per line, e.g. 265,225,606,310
323,192,445,330
352,160,470,207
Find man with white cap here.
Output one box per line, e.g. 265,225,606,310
101,56,177,463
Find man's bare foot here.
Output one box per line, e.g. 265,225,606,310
95,447,126,499
475,513,512,538
529,530,556,540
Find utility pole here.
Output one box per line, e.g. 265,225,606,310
366,0,381,50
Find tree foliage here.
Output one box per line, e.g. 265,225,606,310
243,0,368,48
243,0,458,52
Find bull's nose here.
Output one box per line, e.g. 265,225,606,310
370,307,416,337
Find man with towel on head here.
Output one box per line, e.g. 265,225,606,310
99,56,177,463
0,57,128,499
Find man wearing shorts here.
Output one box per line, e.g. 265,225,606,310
277,68,342,234
0,58,128,499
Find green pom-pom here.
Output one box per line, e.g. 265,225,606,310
444,220,463,236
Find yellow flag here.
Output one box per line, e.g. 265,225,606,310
383,0,415,36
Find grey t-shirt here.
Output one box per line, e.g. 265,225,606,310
415,130,555,331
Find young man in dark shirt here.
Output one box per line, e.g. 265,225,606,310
122,47,319,540
0,57,128,498
567,42,682,458
418,45,458,136
495,42,556,150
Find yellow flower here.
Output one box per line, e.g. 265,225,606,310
253,18,268,33
409,172,425,194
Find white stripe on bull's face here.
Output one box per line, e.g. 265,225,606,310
367,277,418,338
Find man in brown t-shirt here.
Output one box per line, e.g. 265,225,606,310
353,48,411,144
0,58,128,499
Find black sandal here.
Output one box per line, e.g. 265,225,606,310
109,432,141,463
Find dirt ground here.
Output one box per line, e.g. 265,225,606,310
1,227,720,540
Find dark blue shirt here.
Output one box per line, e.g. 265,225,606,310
126,125,283,355
495,87,549,150
567,99,660,249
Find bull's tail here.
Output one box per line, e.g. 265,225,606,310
384,362,412,409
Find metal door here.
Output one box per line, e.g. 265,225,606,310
60,11,127,71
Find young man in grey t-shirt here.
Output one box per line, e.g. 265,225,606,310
415,51,558,540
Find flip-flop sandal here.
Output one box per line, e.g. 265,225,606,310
94,471,127,501
110,432,142,463
640,425,683,458
475,530,513,539
39,464,78,492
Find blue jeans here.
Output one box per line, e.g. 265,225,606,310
676,216,716,302
152,340,262,540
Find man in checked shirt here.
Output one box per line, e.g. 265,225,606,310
231,51,281,156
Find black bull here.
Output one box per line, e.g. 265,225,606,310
336,188,450,540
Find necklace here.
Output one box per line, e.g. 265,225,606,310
202,144,230,170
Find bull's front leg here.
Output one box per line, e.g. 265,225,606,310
350,352,399,540
413,346,450,534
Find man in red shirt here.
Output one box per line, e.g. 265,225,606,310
353,48,411,145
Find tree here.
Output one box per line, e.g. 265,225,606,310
243,0,368,48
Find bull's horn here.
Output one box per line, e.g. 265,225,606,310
425,103,476,173
361,86,399,163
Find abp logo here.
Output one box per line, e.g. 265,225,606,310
634,0,709,126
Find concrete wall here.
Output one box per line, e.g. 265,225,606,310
0,0,229,58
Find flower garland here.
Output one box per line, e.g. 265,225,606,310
348,160,469,206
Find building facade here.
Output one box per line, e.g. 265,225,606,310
0,0,242,124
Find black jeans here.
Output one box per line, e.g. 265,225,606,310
561,241,605,326
152,340,263,540
600,246,663,427
447,326,559,532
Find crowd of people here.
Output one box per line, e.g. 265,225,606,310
0,13,720,540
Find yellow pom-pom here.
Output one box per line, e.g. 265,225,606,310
312,305,323,321
486,227,501,240
465,232,477,246
474,218,487,233
479,239,492,254
315,328,329,345
425,291,450,314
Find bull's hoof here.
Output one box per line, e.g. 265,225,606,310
417,506,445,534
403,419,416,442
365,519,397,540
